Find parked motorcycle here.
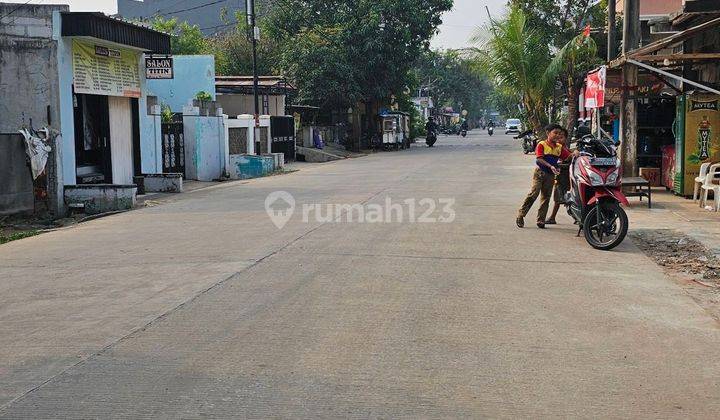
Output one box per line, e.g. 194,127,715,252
488,126,494,136
514,130,537,154
565,134,629,250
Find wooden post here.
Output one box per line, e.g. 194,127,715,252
620,0,640,177
607,0,616,61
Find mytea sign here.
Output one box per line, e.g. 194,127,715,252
145,56,174,79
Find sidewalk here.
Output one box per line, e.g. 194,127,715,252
626,187,720,255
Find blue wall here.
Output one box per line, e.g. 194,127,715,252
147,55,216,113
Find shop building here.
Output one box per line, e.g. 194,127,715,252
1,4,171,214
604,0,720,195
57,12,171,186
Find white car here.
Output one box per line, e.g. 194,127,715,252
505,119,522,134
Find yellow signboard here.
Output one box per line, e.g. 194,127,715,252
72,40,141,98
681,94,720,194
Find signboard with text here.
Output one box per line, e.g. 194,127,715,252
145,56,174,79
72,40,141,98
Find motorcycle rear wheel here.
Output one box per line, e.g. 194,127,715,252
583,201,628,251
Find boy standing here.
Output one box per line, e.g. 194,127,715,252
545,134,572,225
516,124,572,229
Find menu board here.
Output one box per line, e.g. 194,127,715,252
72,40,141,98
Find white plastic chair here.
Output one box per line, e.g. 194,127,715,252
700,164,720,210
693,162,712,202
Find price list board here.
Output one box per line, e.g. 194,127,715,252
72,40,141,98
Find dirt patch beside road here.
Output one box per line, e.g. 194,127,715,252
632,229,720,323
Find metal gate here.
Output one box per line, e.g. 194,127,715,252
270,116,296,161
161,114,185,176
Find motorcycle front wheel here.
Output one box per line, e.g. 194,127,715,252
583,201,628,251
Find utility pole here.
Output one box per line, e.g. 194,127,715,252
607,0,616,61
620,0,640,176
247,0,260,153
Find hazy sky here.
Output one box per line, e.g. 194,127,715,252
1,0,508,49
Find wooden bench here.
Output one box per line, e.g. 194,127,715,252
623,177,652,208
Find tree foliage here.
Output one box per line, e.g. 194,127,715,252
507,0,607,129
265,0,453,109
412,50,491,121
211,14,281,76
477,6,556,132
149,17,208,55
508,0,605,49
476,2,605,132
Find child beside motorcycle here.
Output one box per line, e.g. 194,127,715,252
516,124,578,229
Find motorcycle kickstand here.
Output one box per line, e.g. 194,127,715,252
576,226,582,237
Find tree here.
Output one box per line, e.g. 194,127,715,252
508,0,607,130
211,18,281,76
265,0,453,112
149,17,208,55
412,50,492,121
476,6,556,133
547,33,602,130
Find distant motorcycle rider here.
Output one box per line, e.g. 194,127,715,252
426,117,439,147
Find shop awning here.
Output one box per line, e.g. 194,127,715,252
626,58,720,95
609,15,720,67
606,14,720,95
61,12,171,53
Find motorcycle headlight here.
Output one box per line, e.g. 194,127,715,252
606,170,619,185
588,171,604,186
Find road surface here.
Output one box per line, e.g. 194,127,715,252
1,131,719,418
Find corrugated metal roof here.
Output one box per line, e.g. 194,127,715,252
215,76,296,93
61,12,171,53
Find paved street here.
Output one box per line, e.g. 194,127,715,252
2,131,720,418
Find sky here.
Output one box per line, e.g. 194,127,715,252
1,0,508,49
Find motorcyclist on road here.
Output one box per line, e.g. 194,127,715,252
426,117,438,134
425,117,439,147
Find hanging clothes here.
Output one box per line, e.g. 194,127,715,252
19,127,53,180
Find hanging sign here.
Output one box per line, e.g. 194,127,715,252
145,56,174,79
72,39,141,98
584,66,607,109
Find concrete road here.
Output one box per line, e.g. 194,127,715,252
2,131,720,418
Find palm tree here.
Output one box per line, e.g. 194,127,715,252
476,6,601,135
474,6,556,134
546,32,601,132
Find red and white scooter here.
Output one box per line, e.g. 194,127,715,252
565,134,629,250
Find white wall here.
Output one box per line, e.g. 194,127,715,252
108,97,134,184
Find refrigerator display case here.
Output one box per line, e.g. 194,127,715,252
673,93,720,196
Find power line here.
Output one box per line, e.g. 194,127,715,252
155,0,227,18
0,0,35,22
151,0,192,16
